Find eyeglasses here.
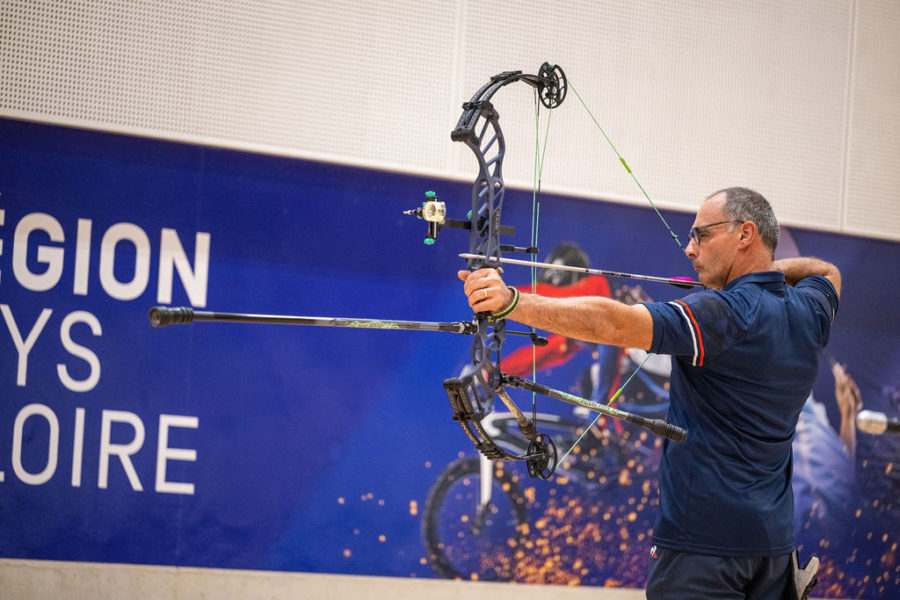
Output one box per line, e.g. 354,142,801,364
688,220,743,244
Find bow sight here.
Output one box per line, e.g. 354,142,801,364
403,191,520,247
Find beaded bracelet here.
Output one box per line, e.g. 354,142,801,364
489,286,520,322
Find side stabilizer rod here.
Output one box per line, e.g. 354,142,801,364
502,375,687,442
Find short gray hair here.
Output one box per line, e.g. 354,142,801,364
709,187,779,255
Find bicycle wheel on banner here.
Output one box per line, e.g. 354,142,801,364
422,456,530,581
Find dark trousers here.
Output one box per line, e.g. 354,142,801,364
646,547,792,599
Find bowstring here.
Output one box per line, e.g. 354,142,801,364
530,90,554,427
557,352,653,465
552,76,692,465
510,71,686,470
566,76,685,254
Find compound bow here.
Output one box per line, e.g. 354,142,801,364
404,62,686,479
150,62,688,480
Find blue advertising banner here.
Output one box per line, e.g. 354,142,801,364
1,118,897,596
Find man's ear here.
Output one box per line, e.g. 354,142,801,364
737,221,758,248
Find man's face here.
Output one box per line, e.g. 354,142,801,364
685,193,740,289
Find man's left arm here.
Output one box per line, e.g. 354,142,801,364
774,257,841,298
459,268,654,350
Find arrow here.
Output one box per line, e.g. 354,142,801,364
458,253,704,289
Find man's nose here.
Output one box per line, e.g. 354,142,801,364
685,238,698,260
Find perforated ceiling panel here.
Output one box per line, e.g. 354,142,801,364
453,1,855,229
1,0,898,240
1,0,459,173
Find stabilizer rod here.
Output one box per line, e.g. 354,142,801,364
148,306,548,345
502,375,687,443
149,306,478,333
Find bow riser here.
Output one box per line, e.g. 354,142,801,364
440,64,568,477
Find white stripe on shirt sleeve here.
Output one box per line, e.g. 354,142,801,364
670,301,699,366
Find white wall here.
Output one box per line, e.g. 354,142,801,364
2,0,898,240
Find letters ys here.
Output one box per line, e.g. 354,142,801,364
1,208,208,495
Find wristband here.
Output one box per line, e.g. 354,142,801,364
489,286,520,321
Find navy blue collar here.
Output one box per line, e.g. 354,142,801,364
724,270,785,292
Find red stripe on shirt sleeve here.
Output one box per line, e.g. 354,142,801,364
674,299,705,366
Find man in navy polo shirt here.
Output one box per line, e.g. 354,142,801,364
459,187,840,599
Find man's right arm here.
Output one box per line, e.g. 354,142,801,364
774,257,841,298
